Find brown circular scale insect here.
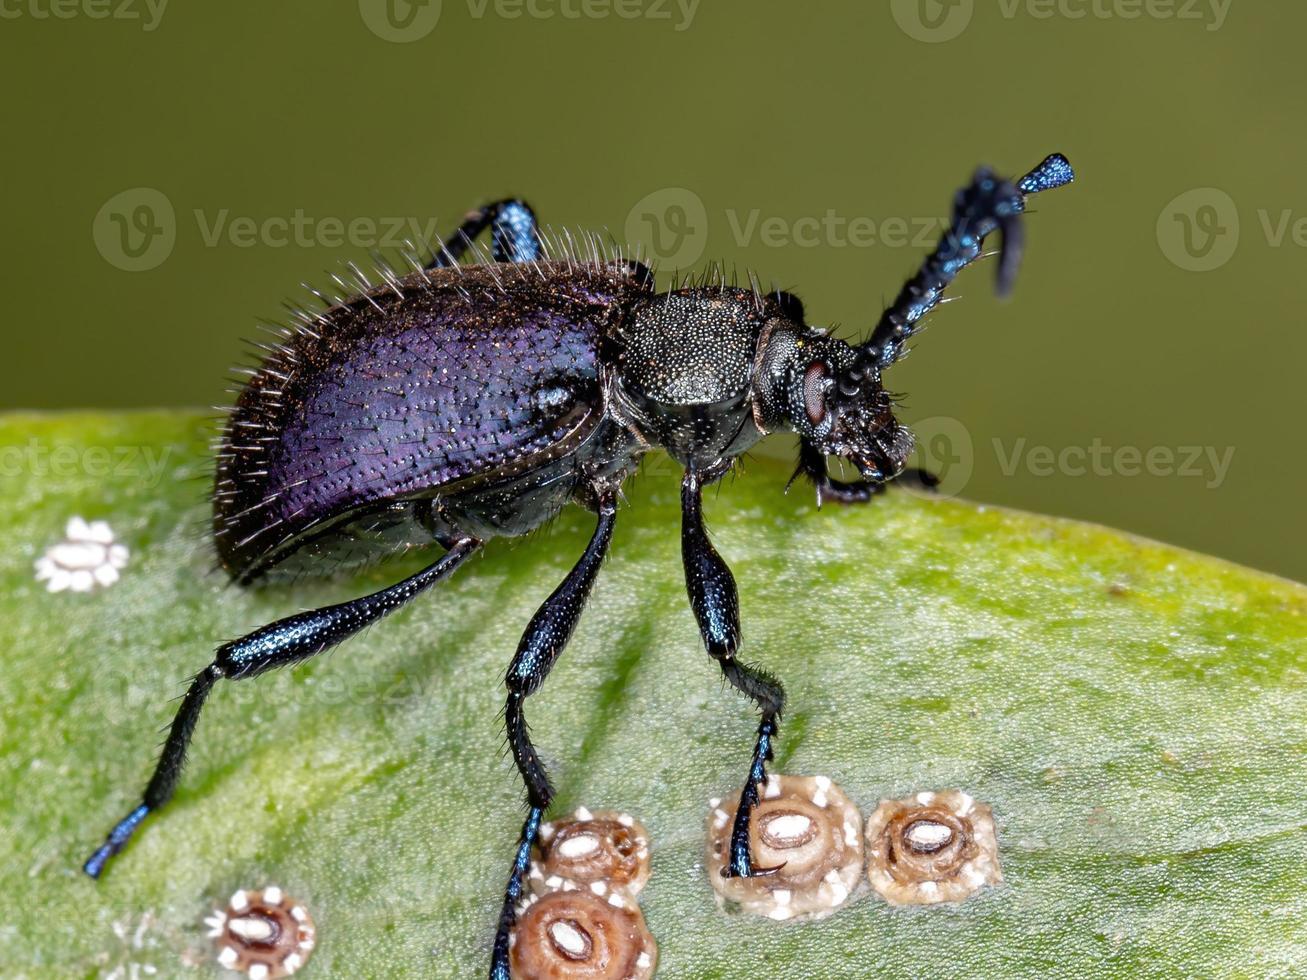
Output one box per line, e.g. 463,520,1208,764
204,886,316,979
865,789,1001,905
531,807,652,899
706,774,864,920
82,156,1074,977
510,888,657,980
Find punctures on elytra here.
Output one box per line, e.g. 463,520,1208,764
205,887,316,979
865,789,1001,905
509,888,657,980
530,807,652,900
706,774,864,921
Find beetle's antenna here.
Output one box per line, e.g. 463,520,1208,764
862,153,1074,370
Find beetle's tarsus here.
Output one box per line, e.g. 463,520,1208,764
489,806,544,980
898,467,941,492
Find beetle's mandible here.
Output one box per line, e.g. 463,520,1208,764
84,154,1075,978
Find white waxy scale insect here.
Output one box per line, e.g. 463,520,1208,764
34,517,129,592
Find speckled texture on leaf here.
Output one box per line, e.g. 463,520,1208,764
2,412,1305,978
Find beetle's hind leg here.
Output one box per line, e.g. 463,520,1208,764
789,439,938,506
681,467,787,879
82,538,480,879
490,493,617,980
428,198,542,267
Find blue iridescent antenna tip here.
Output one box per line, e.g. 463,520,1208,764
1018,153,1075,194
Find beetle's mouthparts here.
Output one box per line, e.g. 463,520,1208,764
850,423,915,484
851,452,897,485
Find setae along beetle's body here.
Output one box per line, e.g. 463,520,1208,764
86,154,1075,978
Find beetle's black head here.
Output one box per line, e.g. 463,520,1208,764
791,341,913,482
758,313,913,483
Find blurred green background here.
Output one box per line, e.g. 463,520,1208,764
1,0,1302,581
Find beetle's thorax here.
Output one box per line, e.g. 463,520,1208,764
610,287,784,471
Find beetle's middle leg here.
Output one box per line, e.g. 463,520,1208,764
490,491,617,980
681,466,786,879
790,439,938,506
428,198,541,267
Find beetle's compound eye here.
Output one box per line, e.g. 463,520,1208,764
802,361,830,427
705,774,864,921
205,887,316,979
532,807,652,900
865,790,1001,905
510,888,657,980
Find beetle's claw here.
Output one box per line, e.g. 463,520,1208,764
784,462,805,495
722,860,787,880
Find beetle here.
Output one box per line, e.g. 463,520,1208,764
84,153,1074,978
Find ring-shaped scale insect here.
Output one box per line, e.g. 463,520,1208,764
83,156,1075,979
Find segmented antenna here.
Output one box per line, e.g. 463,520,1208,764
864,153,1074,369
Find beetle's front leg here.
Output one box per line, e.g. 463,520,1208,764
789,439,938,506
490,493,616,980
681,467,785,879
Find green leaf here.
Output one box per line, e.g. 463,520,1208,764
3,411,1304,978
